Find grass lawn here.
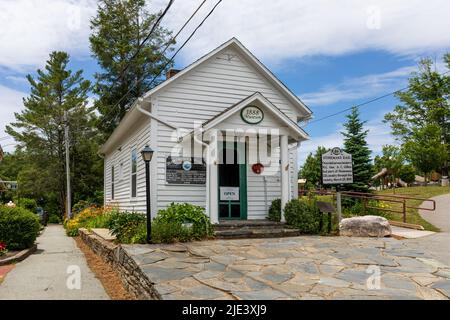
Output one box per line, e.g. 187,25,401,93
376,186,450,231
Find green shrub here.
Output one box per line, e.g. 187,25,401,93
155,202,213,240
342,199,386,218
151,220,193,244
268,198,281,222
84,214,112,230
284,198,321,234
107,211,146,244
48,214,61,224
19,198,37,213
72,200,91,215
0,205,40,250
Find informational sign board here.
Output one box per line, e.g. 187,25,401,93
166,157,206,184
220,187,240,201
321,147,353,184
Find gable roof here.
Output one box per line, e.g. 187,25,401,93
143,37,312,117
100,38,312,154
199,92,309,141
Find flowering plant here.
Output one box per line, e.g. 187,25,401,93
0,241,7,256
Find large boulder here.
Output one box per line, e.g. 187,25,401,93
339,215,391,237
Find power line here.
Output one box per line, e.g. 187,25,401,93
305,69,450,126
102,0,222,123
147,0,222,90
119,0,175,78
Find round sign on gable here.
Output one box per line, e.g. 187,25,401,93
241,105,264,124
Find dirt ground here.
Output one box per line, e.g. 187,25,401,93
74,236,136,300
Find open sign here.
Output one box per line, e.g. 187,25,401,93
220,187,239,201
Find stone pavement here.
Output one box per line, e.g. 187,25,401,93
0,225,109,300
390,226,435,239
122,234,450,300
420,193,450,232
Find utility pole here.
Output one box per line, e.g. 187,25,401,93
64,110,72,218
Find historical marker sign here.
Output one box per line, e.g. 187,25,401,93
321,147,353,184
166,157,206,185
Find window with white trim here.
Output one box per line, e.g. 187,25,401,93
131,149,137,198
111,165,115,200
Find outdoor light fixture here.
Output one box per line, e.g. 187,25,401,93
141,145,154,243
141,145,154,162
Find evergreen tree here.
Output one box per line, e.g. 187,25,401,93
298,146,328,189
90,0,174,136
341,107,372,192
5,51,102,216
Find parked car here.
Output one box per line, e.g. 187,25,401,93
36,207,48,225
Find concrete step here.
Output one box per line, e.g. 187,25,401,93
214,227,301,239
214,220,287,231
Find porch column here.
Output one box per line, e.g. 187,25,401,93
280,134,289,223
209,130,219,224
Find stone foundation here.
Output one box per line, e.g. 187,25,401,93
78,228,160,300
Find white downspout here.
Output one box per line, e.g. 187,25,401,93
193,131,211,221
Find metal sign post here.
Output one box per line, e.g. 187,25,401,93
321,147,353,222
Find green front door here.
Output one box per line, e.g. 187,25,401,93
218,141,247,219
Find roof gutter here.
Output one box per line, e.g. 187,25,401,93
136,98,182,141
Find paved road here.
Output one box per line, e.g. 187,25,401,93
420,193,450,232
0,225,109,300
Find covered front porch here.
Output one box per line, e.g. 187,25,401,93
185,92,309,224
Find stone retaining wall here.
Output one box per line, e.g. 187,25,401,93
78,228,160,300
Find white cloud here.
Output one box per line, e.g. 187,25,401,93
301,60,449,106
300,65,416,106
154,0,450,65
1,0,449,72
298,116,397,167
0,85,25,152
0,0,97,71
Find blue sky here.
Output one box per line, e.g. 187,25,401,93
1,0,449,169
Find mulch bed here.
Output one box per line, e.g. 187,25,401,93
0,264,15,284
74,236,136,300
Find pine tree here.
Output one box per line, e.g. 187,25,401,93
90,0,174,136
341,107,372,192
5,51,101,216
298,146,328,189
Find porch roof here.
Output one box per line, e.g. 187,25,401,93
188,92,309,142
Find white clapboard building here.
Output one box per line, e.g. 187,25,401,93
100,38,312,223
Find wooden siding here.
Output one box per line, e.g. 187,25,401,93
104,118,151,213
153,48,302,213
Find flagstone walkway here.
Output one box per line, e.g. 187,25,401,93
123,233,450,300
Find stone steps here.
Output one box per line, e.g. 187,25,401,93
213,220,301,239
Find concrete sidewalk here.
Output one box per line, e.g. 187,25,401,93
0,225,109,300
420,193,450,232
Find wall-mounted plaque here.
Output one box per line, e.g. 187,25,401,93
166,156,206,184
